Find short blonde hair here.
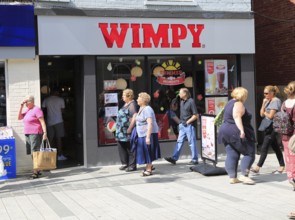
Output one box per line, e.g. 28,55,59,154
231,87,248,103
138,92,151,104
264,85,280,95
123,89,134,99
25,95,35,103
284,81,295,97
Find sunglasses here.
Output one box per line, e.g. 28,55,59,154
264,92,269,95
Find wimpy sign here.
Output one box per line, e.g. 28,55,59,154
38,16,255,55
98,23,204,49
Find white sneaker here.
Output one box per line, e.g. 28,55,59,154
58,155,67,161
229,178,242,184
238,175,255,185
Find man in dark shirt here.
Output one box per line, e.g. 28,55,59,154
165,88,199,165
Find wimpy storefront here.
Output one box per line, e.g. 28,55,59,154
38,16,256,166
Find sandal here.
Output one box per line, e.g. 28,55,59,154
288,212,295,219
144,166,156,171
142,170,153,177
289,179,295,190
272,167,285,174
30,173,39,179
250,167,259,174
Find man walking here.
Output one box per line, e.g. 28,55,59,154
165,88,199,165
42,88,67,160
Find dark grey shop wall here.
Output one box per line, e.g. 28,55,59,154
240,54,256,133
83,56,99,166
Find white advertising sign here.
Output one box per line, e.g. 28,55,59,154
201,115,216,162
38,16,255,55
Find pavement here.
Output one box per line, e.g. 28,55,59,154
0,153,294,220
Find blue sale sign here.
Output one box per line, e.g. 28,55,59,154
0,138,16,180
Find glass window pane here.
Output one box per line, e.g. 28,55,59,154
148,56,193,141
96,56,144,145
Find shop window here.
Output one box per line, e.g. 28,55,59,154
96,55,238,145
96,56,145,146
0,62,6,126
194,55,237,139
149,56,193,141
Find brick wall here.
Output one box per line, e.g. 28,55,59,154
254,0,295,86
36,0,252,12
7,57,41,173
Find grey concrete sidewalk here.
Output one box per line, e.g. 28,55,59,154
0,153,293,220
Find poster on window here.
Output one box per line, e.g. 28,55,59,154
153,60,185,86
205,97,228,115
201,114,217,162
104,80,117,91
205,60,228,95
104,93,118,104
105,106,118,117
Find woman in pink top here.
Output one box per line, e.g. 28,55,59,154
282,82,295,220
18,95,47,179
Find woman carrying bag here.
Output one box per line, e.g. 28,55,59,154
18,95,47,179
251,85,285,174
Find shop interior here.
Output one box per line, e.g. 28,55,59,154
39,56,84,167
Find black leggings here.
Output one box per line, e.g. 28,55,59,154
257,129,285,167
118,141,136,169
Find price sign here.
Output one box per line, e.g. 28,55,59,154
0,138,16,180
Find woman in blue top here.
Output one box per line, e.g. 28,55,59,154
218,87,256,184
136,92,161,176
251,85,285,174
115,89,137,171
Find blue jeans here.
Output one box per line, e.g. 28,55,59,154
225,141,255,178
171,124,198,162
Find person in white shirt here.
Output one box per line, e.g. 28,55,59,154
42,88,66,161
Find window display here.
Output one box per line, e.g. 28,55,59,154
96,56,145,145
96,55,238,146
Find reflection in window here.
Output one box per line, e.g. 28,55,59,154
149,56,193,141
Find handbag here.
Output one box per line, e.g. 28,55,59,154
33,140,57,170
258,118,273,132
288,134,295,154
214,107,224,128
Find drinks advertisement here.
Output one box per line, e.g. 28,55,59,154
205,97,228,115
205,60,228,95
201,115,217,162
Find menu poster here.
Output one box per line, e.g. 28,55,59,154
104,80,117,91
105,106,118,117
104,93,118,104
201,114,217,162
205,60,228,95
205,97,228,115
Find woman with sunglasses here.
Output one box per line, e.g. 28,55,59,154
251,85,285,174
